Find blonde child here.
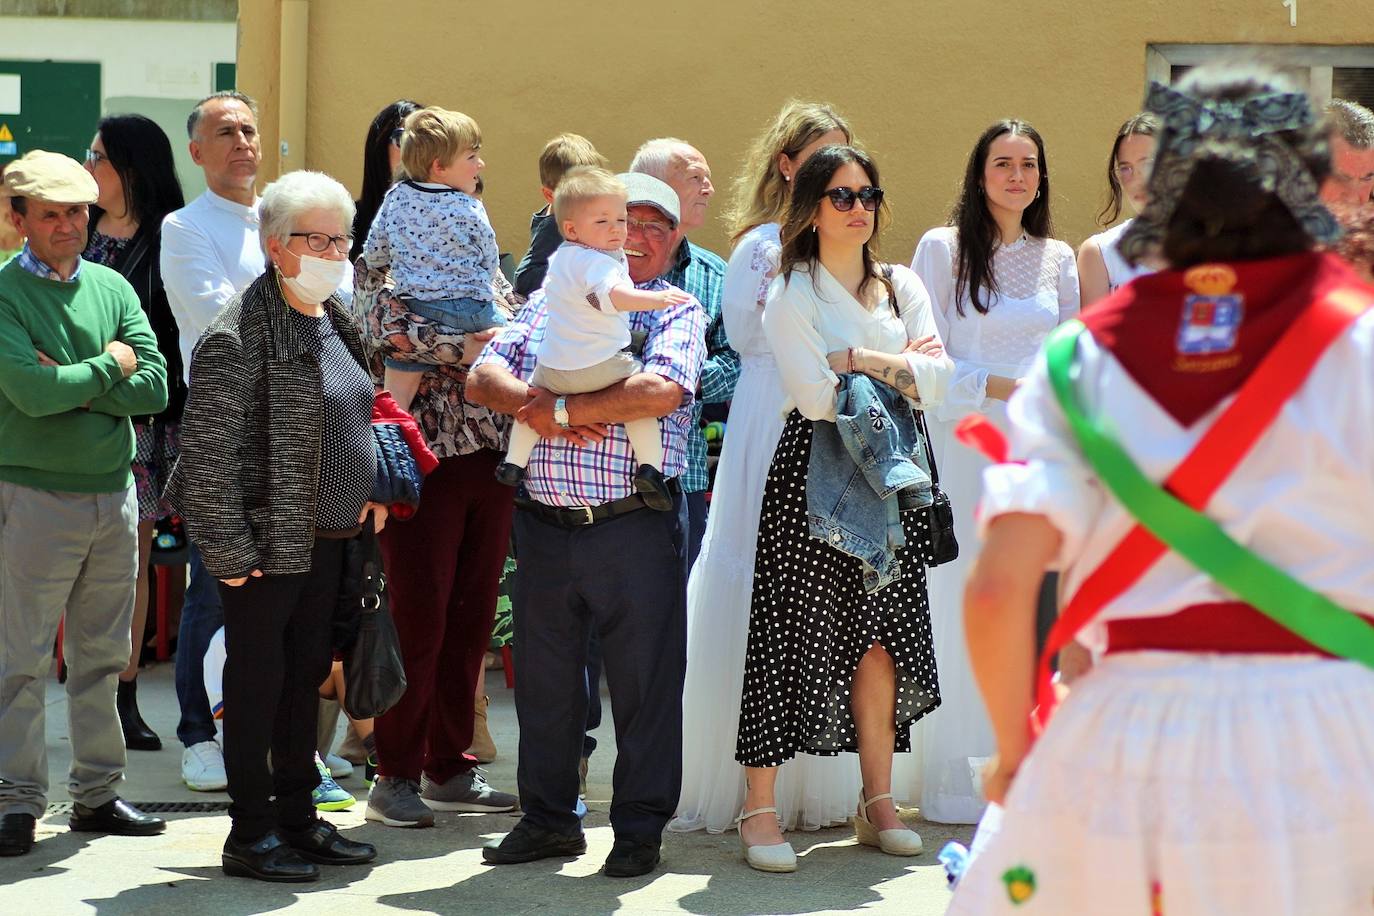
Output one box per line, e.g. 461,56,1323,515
364,107,513,409
512,133,609,300
494,167,690,509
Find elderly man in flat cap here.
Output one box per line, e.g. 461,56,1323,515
469,173,704,879
0,150,169,857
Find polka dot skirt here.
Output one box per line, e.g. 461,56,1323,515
735,411,941,768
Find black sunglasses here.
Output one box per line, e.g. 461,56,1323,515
389,127,404,146
823,186,884,212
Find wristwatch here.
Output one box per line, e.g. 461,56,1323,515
553,397,570,429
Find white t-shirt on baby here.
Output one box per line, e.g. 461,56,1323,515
538,242,633,371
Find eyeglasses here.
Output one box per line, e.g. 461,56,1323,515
823,186,883,212
389,128,404,147
84,149,108,167
289,232,353,254
627,217,673,242
1113,159,1154,181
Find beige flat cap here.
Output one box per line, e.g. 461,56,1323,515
1,150,99,204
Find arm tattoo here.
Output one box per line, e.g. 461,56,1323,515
882,366,891,378
893,368,917,398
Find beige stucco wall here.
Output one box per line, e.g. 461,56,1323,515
236,0,1373,262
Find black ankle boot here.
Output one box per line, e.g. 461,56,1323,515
117,678,162,751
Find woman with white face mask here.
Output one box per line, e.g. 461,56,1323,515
166,170,385,883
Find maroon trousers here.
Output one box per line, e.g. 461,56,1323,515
374,449,514,783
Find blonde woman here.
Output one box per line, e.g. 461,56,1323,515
669,101,858,845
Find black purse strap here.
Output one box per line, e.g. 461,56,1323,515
915,409,941,488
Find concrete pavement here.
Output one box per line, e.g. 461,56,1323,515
0,661,971,915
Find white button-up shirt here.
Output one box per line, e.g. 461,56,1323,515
160,189,264,382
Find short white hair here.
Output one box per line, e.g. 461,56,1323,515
258,170,356,258
629,137,695,181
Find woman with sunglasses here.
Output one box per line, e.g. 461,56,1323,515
350,100,423,261
903,120,1079,827
168,171,384,882
733,144,952,873
670,101,859,843
1077,113,1161,307
81,114,186,752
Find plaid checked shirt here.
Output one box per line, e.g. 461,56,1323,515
16,245,82,282
474,277,706,508
661,240,738,493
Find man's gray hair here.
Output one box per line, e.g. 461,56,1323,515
187,90,259,139
629,137,694,181
257,170,356,259
1325,98,1374,150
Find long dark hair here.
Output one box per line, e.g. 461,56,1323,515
949,119,1053,316
352,98,423,259
95,114,184,230
1096,112,1161,226
778,144,895,307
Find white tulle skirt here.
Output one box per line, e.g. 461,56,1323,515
669,357,860,834
947,652,1374,915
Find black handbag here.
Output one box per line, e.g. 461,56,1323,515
341,512,408,719
914,410,959,567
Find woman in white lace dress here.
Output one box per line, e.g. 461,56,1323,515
1078,113,1161,307
899,120,1079,825
669,101,857,843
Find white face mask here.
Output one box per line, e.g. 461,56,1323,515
279,248,351,303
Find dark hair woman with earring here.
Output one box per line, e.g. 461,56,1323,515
350,99,423,261
950,60,1374,915
734,144,953,873
905,119,1079,826
81,113,186,752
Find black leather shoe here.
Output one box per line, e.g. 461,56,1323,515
603,836,661,878
280,818,377,865
222,830,320,882
633,465,674,511
482,820,586,865
494,462,526,487
117,678,162,751
69,798,166,836
0,813,35,857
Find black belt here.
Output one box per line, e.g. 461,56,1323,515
515,480,679,528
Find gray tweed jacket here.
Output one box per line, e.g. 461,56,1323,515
165,270,370,579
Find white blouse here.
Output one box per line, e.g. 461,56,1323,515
911,226,1079,423
1086,218,1154,292
721,223,781,361
980,312,1374,651
762,262,953,422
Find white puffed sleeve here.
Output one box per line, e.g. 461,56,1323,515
911,228,990,422
889,264,952,409
978,347,1106,568
762,273,839,422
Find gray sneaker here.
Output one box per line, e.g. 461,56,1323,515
420,769,518,812
365,776,435,828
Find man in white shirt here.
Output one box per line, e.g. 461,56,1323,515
161,90,263,793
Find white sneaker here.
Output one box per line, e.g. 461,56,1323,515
182,739,228,791
324,752,354,779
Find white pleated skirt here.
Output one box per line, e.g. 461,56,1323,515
947,652,1374,915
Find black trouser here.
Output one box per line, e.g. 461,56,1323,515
220,538,344,840
513,494,689,840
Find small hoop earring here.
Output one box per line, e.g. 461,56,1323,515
1034,189,1041,200
812,224,817,233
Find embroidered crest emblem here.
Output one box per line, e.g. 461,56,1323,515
867,405,887,432
1176,261,1245,359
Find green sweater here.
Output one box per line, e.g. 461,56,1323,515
0,258,168,492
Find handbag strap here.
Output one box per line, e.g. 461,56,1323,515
1032,285,1372,732
914,409,941,487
